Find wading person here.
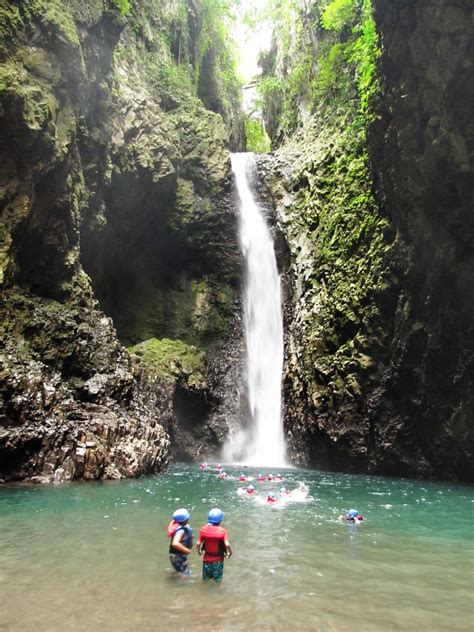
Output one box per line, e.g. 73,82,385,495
167,508,193,576
196,508,232,582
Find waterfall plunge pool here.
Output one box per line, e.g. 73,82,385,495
1,464,473,631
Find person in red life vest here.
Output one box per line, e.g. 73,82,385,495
274,474,284,482
167,508,193,576
196,508,232,582
257,473,265,481
239,473,247,482
267,493,277,504
218,470,227,478
246,484,256,494
267,473,274,481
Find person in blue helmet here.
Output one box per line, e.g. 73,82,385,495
196,508,232,582
167,508,193,575
344,509,364,524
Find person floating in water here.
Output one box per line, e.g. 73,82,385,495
346,509,364,523
196,508,232,582
218,471,227,478
257,473,265,481
274,474,284,482
267,492,277,504
267,473,274,481
339,509,364,524
199,462,209,470
167,508,193,576
246,484,256,495
280,486,290,496
239,473,247,482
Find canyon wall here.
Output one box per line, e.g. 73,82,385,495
259,0,473,480
0,0,244,481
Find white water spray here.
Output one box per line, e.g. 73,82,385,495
224,153,286,467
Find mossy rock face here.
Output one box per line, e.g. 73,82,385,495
260,0,474,482
129,337,206,389
0,0,244,481
260,112,395,474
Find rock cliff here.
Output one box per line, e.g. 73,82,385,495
258,0,473,481
0,0,244,481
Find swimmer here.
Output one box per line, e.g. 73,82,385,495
267,473,274,481
280,486,290,496
199,462,209,470
218,471,227,479
215,464,223,471
267,493,277,504
344,508,364,524
274,474,284,482
239,473,247,482
257,473,265,481
246,484,256,495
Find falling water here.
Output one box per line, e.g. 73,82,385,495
224,153,286,467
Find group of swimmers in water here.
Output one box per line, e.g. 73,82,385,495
168,463,364,581
201,462,291,505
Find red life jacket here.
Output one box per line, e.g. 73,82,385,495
166,520,179,538
198,524,227,562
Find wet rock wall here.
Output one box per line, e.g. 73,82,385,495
0,0,243,481
260,0,473,481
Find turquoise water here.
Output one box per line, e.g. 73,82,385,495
0,464,473,631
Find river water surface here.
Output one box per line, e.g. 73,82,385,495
1,464,473,631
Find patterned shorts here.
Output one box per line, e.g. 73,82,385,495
169,554,190,575
202,561,224,582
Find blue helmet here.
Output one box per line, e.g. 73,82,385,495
280,487,287,493
208,508,223,525
347,508,359,518
173,508,190,523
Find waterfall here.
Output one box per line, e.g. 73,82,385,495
224,153,286,467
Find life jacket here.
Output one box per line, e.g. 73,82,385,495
167,520,193,553
198,524,227,561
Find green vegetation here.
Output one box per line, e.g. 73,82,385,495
129,338,205,385
244,117,271,153
196,0,243,132
112,0,132,17
320,0,356,31
257,0,380,140
123,0,242,137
